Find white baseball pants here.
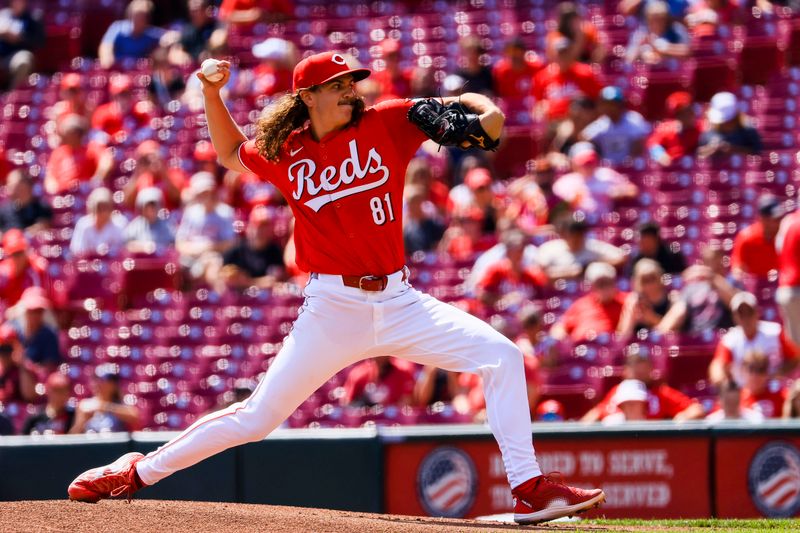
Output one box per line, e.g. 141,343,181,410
136,268,542,488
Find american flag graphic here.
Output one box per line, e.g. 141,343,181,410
754,447,800,514
418,448,476,517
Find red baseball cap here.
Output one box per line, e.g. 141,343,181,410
194,140,217,162
666,91,692,117
61,72,83,90
2,228,27,255
292,51,371,93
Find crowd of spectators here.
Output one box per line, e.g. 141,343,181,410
3,0,800,434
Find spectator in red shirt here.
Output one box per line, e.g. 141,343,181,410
582,344,705,422
647,91,702,166
122,139,186,211
731,194,783,280
533,36,602,122
477,230,546,309
91,74,154,141
738,352,787,419
545,2,607,64
44,114,113,195
372,39,412,99
492,37,543,103
551,262,627,342
709,291,798,386
0,229,49,309
342,357,416,407
777,199,800,346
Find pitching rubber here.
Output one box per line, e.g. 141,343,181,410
513,492,606,525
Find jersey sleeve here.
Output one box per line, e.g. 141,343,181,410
712,337,733,365
372,98,430,159
237,139,277,182
658,385,695,418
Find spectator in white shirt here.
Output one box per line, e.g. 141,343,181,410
709,291,799,387
69,188,127,257
552,142,638,216
536,215,627,281
582,86,651,164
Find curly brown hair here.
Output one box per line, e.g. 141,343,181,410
254,91,366,162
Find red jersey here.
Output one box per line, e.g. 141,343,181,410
477,258,546,296
596,382,695,420
371,68,412,99
342,358,416,406
558,291,627,342
646,120,702,159
0,253,49,308
532,62,602,120
238,99,427,276
45,142,103,194
492,57,542,101
778,211,800,287
91,101,152,137
731,221,779,278
741,386,786,419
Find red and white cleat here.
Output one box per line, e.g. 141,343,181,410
68,452,146,503
512,472,605,524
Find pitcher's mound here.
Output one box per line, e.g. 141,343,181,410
0,500,604,532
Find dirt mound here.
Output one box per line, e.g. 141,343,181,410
0,500,613,533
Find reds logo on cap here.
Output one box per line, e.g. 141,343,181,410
292,51,371,92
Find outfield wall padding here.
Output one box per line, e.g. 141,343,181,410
3,421,800,518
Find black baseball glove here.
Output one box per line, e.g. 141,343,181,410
407,98,500,151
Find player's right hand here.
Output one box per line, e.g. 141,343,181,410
196,60,232,92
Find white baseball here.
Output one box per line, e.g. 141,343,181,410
201,58,224,82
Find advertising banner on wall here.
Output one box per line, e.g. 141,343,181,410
384,434,710,519
715,435,800,518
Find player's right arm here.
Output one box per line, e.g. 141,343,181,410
196,61,249,174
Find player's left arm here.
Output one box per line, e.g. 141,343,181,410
440,93,505,143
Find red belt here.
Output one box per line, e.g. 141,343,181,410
312,269,408,292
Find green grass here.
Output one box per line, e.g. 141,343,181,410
574,518,800,532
